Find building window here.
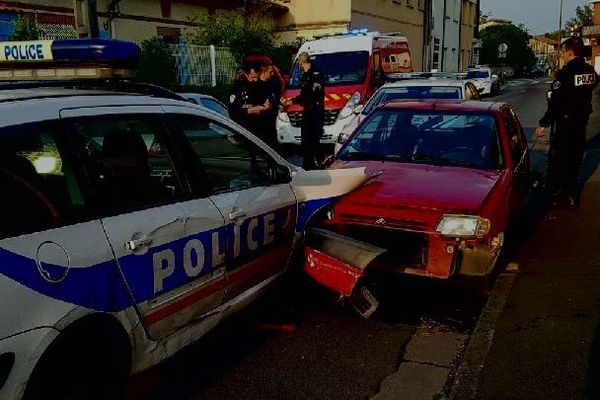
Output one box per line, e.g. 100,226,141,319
157,26,180,43
161,0,172,18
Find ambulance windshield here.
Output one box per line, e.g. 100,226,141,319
288,51,369,89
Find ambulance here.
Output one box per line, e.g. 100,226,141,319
277,30,415,146
0,39,370,399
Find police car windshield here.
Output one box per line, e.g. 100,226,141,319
363,86,462,114
288,51,369,88
338,109,502,170
467,70,490,79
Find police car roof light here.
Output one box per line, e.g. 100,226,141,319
50,39,141,66
0,39,141,81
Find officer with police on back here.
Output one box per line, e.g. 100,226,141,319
282,52,325,170
536,36,598,209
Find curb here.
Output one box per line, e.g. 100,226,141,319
447,268,518,400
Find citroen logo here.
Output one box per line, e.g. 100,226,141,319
375,218,387,226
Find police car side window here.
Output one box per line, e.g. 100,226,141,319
70,116,185,215
0,122,86,239
176,116,273,193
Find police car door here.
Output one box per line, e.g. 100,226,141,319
163,108,297,302
61,107,227,340
0,120,128,336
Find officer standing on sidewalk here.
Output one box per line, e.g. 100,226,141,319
536,36,599,208
282,52,325,170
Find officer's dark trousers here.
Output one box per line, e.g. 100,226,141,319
552,116,588,197
301,111,324,170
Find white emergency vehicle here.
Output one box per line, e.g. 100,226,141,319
0,39,369,400
277,30,414,146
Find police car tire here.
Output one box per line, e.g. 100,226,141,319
23,317,131,400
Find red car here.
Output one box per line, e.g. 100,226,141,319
304,100,530,305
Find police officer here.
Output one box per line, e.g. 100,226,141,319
258,63,281,150
536,36,598,208
229,62,272,138
283,52,325,170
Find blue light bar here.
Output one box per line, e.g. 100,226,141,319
51,39,141,66
1,39,140,66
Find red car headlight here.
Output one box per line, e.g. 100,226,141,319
436,215,490,238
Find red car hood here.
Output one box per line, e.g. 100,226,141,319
330,161,504,228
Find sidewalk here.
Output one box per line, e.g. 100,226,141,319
450,103,600,399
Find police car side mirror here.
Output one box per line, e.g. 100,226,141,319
274,164,293,184
354,104,364,115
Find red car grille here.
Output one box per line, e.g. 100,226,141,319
339,213,428,232
345,225,428,269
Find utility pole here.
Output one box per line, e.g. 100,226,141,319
88,0,99,38
557,0,564,69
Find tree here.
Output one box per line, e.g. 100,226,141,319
186,4,299,72
480,24,536,77
565,4,594,32
137,37,177,89
10,15,39,41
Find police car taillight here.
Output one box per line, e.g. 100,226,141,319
0,39,141,81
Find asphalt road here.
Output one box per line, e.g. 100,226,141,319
126,78,552,400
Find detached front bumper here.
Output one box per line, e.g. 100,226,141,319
303,227,503,295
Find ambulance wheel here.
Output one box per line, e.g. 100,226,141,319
23,316,131,400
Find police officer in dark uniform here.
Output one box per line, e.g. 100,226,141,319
536,36,598,208
283,52,325,170
229,62,272,138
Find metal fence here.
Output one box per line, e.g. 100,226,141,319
171,43,237,87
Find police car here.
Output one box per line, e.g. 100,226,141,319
466,66,500,96
0,39,369,399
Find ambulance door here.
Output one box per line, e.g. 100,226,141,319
60,107,226,340
164,111,297,302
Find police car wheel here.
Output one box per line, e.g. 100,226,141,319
23,320,130,400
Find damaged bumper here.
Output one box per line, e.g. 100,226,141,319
304,229,386,297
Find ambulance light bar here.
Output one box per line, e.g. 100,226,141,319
0,39,141,81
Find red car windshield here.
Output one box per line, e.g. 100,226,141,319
337,109,503,170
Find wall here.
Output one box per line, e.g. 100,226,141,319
350,0,426,71
459,0,476,70
276,0,351,43
428,0,461,71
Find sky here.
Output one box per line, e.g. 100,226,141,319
481,0,588,35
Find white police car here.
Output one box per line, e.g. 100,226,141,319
0,39,368,400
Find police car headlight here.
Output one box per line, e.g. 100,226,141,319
278,112,290,123
436,215,490,238
339,92,362,120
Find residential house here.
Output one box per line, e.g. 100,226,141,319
479,17,511,32
529,35,558,71
583,0,600,73
425,0,462,72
